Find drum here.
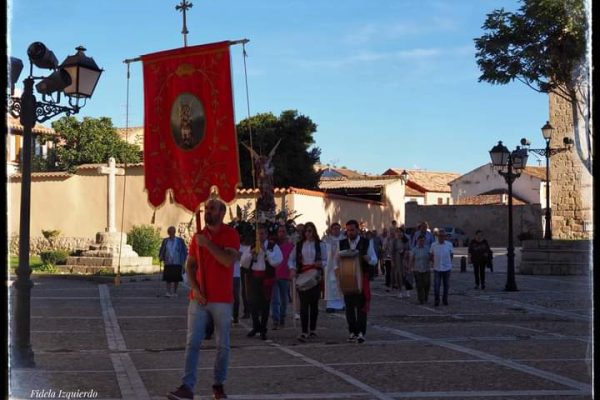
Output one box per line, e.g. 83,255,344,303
295,269,320,291
338,249,362,294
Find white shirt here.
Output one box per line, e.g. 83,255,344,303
288,240,328,269
339,236,378,267
430,241,454,271
240,240,283,272
234,244,250,278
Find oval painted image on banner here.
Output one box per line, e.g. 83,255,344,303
170,93,206,150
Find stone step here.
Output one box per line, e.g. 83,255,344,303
59,264,159,274
66,256,154,267
522,239,592,251
519,262,590,275
521,251,592,263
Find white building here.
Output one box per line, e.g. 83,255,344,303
383,168,460,205
449,163,547,207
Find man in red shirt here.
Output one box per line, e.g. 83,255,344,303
168,199,240,400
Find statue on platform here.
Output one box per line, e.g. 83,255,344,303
243,139,281,219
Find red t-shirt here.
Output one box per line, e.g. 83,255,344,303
187,224,240,303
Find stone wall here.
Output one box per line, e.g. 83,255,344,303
405,202,543,247
9,236,95,256
548,90,593,239
519,239,592,275
8,165,402,255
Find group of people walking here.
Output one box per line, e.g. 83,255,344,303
162,202,493,400
237,219,377,344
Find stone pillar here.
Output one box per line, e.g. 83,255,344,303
98,157,125,233
548,90,593,239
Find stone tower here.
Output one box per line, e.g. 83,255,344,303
548,90,593,239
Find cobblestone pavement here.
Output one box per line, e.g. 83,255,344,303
9,250,594,399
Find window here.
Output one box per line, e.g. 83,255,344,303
437,197,443,205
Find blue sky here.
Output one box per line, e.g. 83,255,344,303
8,0,552,175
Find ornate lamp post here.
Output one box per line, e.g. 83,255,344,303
489,141,528,292
8,42,102,367
521,121,574,240
399,169,409,184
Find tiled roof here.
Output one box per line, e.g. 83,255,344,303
522,166,546,180
448,164,547,185
317,165,371,179
383,168,460,193
76,162,145,169
7,114,56,135
9,171,72,180
405,186,424,197
318,176,402,190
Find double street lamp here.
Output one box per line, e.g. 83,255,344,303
489,141,529,292
520,122,574,240
8,42,102,367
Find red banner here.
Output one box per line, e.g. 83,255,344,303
141,41,240,212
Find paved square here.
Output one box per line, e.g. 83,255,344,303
9,263,593,399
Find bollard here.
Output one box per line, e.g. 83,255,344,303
460,256,467,272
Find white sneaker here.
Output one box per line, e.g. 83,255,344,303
357,332,365,343
294,313,300,320
165,292,172,298
347,333,357,342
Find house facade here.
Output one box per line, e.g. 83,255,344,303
383,168,460,205
317,175,407,228
449,164,547,207
6,114,56,175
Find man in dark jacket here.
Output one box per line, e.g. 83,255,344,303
337,219,378,344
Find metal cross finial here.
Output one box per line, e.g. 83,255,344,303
176,0,193,47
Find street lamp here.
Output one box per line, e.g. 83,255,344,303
399,169,409,184
521,121,574,240
489,141,528,292
7,42,102,367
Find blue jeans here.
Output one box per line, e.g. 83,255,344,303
433,270,451,304
270,279,289,324
182,301,232,390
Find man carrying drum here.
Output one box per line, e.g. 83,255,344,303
336,219,378,344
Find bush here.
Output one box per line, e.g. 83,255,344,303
33,263,58,273
40,249,70,266
128,224,162,258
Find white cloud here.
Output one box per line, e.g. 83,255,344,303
292,47,452,70
344,15,459,45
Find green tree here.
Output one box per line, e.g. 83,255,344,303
38,116,141,172
474,0,591,171
237,110,321,189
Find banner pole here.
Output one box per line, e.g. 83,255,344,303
122,39,250,64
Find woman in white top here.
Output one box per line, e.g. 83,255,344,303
288,222,328,342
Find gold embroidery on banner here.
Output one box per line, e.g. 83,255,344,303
175,63,195,76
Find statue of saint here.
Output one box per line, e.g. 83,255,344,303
243,139,281,216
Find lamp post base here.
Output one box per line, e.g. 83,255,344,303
504,283,519,292
10,344,36,368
